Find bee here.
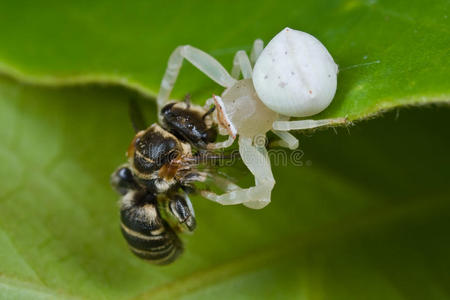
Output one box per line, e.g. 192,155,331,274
111,97,235,264
126,97,219,195
111,165,196,265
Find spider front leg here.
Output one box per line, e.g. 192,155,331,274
207,135,235,150
157,45,237,112
204,95,236,150
230,39,264,79
250,39,264,65
201,136,275,209
231,50,253,79
271,130,299,150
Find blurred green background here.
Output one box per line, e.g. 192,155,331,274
0,0,449,299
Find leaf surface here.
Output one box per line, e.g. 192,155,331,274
0,0,449,298
0,76,449,299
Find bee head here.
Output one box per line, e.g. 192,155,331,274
161,102,217,149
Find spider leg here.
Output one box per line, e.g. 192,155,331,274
207,136,235,149
201,137,275,209
200,96,236,149
205,95,237,149
272,117,348,131
157,45,237,112
250,39,264,65
203,97,214,110
231,50,253,79
271,130,299,150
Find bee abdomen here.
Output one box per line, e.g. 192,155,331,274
120,221,182,264
120,198,183,265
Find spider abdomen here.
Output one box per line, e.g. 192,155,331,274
253,27,338,117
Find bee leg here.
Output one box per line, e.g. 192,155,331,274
184,93,191,108
168,193,196,232
180,183,196,195
202,105,215,120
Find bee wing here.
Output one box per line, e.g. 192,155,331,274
176,150,242,195
191,167,241,194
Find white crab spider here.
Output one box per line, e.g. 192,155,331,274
156,27,346,209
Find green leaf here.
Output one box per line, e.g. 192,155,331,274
0,0,449,299
0,75,449,299
0,0,449,120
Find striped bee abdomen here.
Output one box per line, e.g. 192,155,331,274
120,190,183,265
